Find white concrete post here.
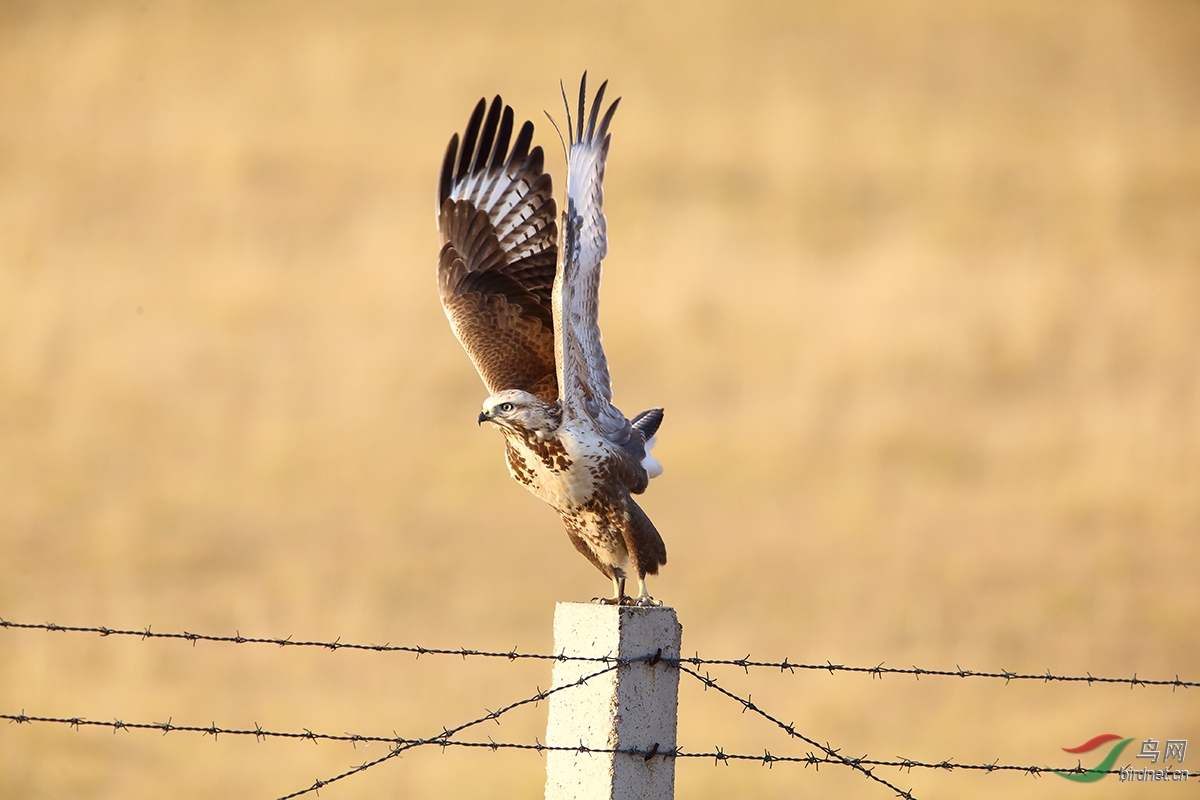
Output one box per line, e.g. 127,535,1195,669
544,602,682,800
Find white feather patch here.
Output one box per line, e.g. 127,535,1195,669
641,434,663,479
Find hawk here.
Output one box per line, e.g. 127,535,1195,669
436,75,667,605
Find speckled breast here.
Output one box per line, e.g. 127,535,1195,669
502,429,599,509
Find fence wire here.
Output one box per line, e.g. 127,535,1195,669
274,659,626,800
0,618,568,662
684,654,1198,690
4,616,1197,799
677,664,914,798
0,704,1151,790
3,617,1195,689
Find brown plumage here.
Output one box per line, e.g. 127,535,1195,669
436,75,666,605
436,97,559,403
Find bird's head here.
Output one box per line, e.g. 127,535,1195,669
478,390,560,436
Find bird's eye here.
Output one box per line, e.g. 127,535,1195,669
498,402,514,413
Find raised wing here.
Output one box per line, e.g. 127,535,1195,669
438,96,559,402
552,75,631,442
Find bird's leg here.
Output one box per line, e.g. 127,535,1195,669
592,575,627,605
615,575,627,605
633,577,663,607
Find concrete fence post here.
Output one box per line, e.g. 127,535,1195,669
544,602,682,800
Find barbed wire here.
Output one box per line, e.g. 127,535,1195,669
0,618,574,663
1,708,1145,782
5,616,1195,797
685,654,1198,689
676,665,1199,791
275,658,628,800
678,663,917,798
4,617,1195,689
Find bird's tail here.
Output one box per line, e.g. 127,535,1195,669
631,407,663,438
626,495,666,576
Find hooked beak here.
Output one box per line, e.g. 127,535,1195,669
477,410,489,426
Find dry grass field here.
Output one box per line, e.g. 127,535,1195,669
1,1,1198,798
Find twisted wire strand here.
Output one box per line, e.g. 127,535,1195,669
685,654,1197,689
3,710,1132,782
4,618,1194,689
274,659,626,800
0,618,577,662
679,664,919,798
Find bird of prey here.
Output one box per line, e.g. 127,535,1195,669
436,75,666,605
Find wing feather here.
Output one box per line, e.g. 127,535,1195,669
552,74,630,442
438,96,558,401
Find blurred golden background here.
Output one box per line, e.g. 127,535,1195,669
1,1,1197,797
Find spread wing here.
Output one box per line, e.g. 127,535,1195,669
438,96,559,402
552,75,632,444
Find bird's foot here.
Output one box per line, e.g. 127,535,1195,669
592,575,630,605
633,577,662,607
591,594,633,605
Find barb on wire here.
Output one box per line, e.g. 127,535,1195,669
4,710,1133,780
678,664,918,799
3,617,1195,689
276,656,637,800
678,653,1198,690
0,618,596,664
0,711,417,747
